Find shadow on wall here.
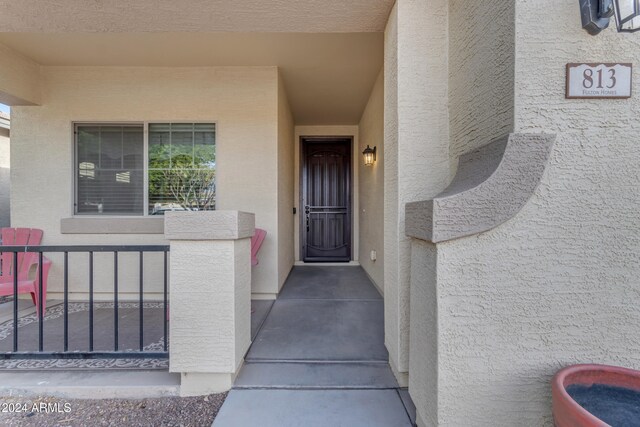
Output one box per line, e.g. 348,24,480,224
0,125,9,228
0,167,9,228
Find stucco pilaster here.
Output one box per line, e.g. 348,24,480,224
384,0,451,385
165,211,253,396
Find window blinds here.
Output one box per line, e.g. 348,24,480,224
76,125,144,215
75,123,215,216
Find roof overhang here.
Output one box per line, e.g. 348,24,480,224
0,0,394,33
0,32,384,125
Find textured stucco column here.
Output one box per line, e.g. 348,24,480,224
165,211,254,397
406,134,555,426
384,0,451,387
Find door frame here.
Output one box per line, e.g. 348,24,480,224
299,136,353,262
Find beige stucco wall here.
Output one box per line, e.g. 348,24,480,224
448,0,514,158
358,70,384,292
408,4,514,423
383,3,401,380
421,1,640,426
0,42,41,106
409,239,438,427
293,125,360,263
385,0,451,386
0,124,9,228
277,71,295,289
11,66,282,299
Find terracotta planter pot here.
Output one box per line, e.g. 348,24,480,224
552,364,640,427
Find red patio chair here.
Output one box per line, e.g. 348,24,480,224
0,228,52,315
251,228,267,266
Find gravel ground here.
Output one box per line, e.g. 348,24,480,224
0,394,227,427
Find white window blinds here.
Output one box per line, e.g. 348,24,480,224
75,125,144,215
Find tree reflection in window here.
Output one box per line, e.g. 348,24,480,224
148,123,216,214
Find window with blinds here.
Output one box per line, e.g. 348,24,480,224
75,123,216,216
76,125,144,215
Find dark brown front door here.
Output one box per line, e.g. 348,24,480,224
301,138,352,262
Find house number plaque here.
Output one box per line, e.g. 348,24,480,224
566,63,632,99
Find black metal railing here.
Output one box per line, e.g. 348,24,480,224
0,245,169,360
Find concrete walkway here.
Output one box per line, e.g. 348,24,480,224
214,266,415,427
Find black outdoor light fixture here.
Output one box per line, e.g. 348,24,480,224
614,0,640,31
580,0,640,34
363,145,376,166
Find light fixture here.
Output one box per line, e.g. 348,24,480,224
580,0,640,34
362,145,377,166
614,0,640,32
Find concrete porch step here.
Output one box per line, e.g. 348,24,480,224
0,370,180,399
234,361,399,389
213,389,413,427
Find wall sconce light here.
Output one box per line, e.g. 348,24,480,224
614,0,640,32
580,0,640,35
363,145,377,166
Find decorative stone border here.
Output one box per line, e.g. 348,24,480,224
0,348,168,370
406,133,556,243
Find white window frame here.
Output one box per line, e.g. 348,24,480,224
72,120,217,218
